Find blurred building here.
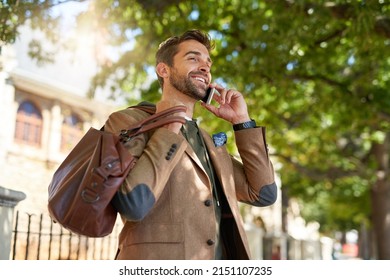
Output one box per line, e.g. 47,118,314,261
0,31,116,216
0,21,119,259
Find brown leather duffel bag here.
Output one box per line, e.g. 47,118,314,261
48,105,186,237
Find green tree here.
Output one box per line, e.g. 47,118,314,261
1,0,65,62
3,0,390,259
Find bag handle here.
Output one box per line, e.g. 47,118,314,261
120,105,187,142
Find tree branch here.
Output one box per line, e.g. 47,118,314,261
274,153,364,181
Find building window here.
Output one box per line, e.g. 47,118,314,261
14,100,43,146
61,113,83,151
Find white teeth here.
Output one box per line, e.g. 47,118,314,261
194,77,205,83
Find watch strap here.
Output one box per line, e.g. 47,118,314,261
233,119,256,131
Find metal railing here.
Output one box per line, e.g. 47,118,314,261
11,211,120,260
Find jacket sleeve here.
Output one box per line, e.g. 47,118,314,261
233,126,277,207
103,109,187,221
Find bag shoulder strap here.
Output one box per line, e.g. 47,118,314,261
100,102,156,132
119,104,186,142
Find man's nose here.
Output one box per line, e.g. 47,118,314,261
199,63,210,73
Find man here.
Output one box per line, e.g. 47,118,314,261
104,29,277,260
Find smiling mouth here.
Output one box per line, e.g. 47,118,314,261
192,76,208,85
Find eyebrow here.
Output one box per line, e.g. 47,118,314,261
184,51,213,64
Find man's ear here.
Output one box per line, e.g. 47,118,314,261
156,62,169,79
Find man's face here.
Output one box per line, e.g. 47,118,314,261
169,40,212,101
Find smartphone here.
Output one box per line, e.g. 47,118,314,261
202,87,219,104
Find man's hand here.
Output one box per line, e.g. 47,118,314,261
156,100,187,134
201,83,251,124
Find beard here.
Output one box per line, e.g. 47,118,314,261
169,67,206,101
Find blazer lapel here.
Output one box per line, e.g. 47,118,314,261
184,142,203,168
180,133,208,176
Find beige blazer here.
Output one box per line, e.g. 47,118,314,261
104,107,277,260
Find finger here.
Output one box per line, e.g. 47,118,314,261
221,87,232,104
213,83,225,92
201,101,219,115
212,84,226,103
225,89,233,103
225,88,239,104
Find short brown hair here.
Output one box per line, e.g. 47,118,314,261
156,29,214,87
